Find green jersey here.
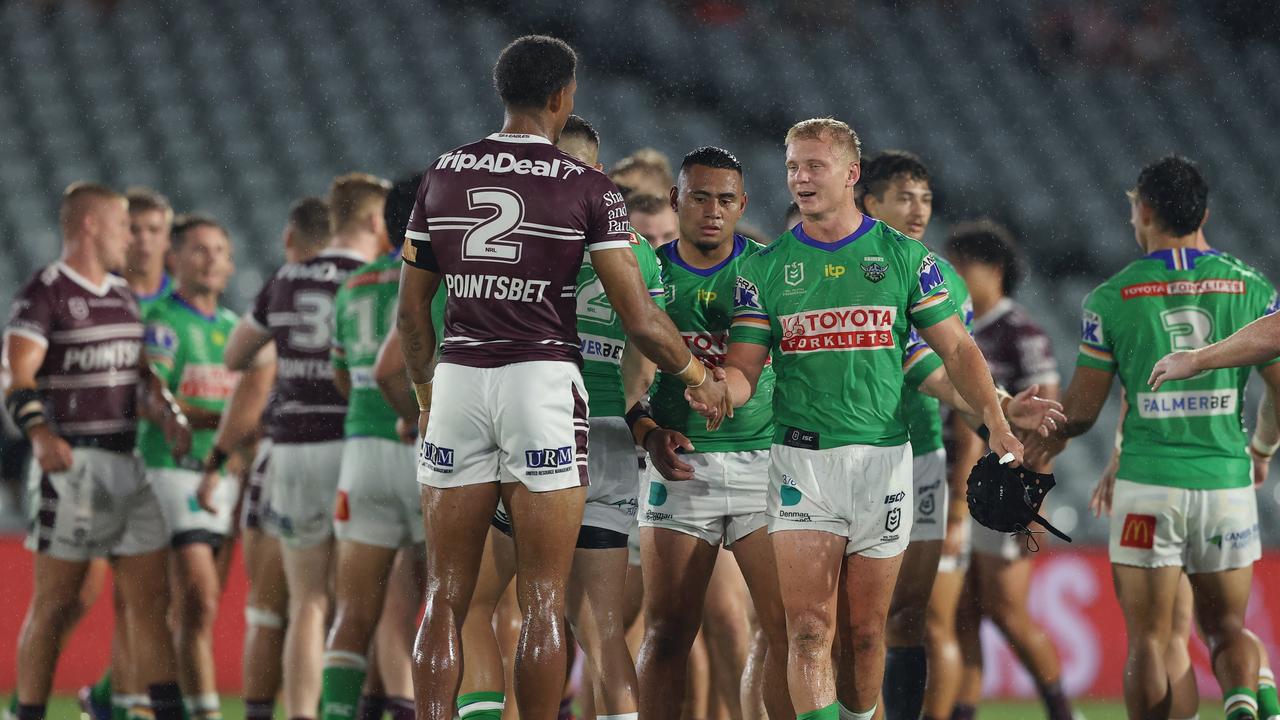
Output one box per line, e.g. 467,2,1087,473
653,236,775,452
139,294,239,469
730,217,957,449
332,254,401,441
900,256,974,455
1078,247,1280,489
135,273,174,316
576,232,666,418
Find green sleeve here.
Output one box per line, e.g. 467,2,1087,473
906,244,958,330
1075,288,1116,372
143,310,179,386
330,288,350,372
638,241,667,311
1255,280,1280,368
729,257,772,347
430,288,447,348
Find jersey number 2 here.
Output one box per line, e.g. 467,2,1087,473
463,187,525,264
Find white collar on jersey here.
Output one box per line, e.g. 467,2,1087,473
971,297,1016,335
58,261,123,297
318,248,370,263
486,132,552,145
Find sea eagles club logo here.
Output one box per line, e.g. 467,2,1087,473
785,262,804,286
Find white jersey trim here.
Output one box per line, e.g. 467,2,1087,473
404,228,431,242
971,297,1016,335
3,327,49,349
485,132,553,145
58,262,123,297
39,370,141,390
589,240,635,253
318,248,369,263
48,323,143,344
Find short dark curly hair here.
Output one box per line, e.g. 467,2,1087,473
1130,156,1208,237
680,146,742,176
855,150,930,209
946,219,1024,297
492,35,577,110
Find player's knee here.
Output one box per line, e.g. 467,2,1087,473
1201,618,1248,655
31,594,82,634
642,612,699,657
887,602,927,641
178,583,220,633
786,608,834,660
844,620,885,659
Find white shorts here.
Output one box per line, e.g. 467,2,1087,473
262,440,344,548
582,417,640,537
335,437,423,549
26,448,167,561
640,449,770,547
970,515,1027,561
419,361,589,493
768,442,912,559
910,449,948,543
240,439,272,532
149,468,237,545
1109,479,1260,574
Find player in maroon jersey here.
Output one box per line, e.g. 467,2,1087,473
3,183,192,720
396,35,730,720
945,221,1073,720
213,175,391,720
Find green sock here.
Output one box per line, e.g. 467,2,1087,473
90,671,114,711
7,694,16,716
1227,686,1260,720
1259,680,1280,719
319,665,366,720
798,703,840,720
456,691,504,719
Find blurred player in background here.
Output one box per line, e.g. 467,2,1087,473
318,174,423,720
714,118,1019,720
633,145,791,720
609,149,674,199
396,35,728,719
198,196,334,720
139,214,239,720
854,150,973,720
625,193,679,250
945,220,1073,720
124,188,175,310
5,183,192,720
219,174,389,720
1033,156,1280,720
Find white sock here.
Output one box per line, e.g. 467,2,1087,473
597,715,640,720
838,702,877,720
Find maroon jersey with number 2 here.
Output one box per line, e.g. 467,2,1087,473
403,133,633,368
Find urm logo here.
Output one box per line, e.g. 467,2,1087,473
525,446,574,468
423,442,454,468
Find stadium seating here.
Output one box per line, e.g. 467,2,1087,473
3,0,1278,543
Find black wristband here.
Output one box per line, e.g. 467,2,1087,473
5,388,46,437
976,424,991,442
203,446,230,474
624,400,654,435
638,424,659,450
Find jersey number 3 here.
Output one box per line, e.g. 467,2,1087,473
1160,307,1214,351
463,187,525,264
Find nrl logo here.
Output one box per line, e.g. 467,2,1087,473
861,256,887,283
784,262,805,286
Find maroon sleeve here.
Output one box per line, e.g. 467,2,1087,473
403,173,438,272
1012,318,1061,391
5,273,55,346
585,175,636,253
249,274,274,331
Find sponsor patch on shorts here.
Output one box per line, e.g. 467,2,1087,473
1119,513,1156,549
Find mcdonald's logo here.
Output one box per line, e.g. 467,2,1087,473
1119,513,1156,549
334,490,350,522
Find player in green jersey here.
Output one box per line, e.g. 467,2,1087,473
1031,157,1280,720
630,146,791,720
139,215,239,720
706,119,1020,720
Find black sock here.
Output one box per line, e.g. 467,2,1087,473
883,645,928,720
244,699,275,720
355,694,386,720
385,697,414,720
950,703,976,720
16,704,46,720
147,683,183,720
1038,680,1073,720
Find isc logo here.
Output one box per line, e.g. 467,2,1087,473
423,442,454,469
824,264,846,278
526,446,574,468
696,289,718,303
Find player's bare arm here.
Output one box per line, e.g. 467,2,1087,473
1250,365,1280,487
374,326,419,426
196,346,275,512
1024,365,1115,468
620,343,656,411
592,244,732,422
332,366,351,400
223,316,274,371
719,341,769,408
916,313,1022,463
917,366,1065,437
1150,311,1280,388
136,356,192,460
395,262,441,435
3,331,73,473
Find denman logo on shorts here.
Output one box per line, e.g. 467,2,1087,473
422,442,455,473
780,485,802,507
778,306,895,353
1120,513,1156,549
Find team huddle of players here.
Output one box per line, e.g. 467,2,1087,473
4,33,1280,720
